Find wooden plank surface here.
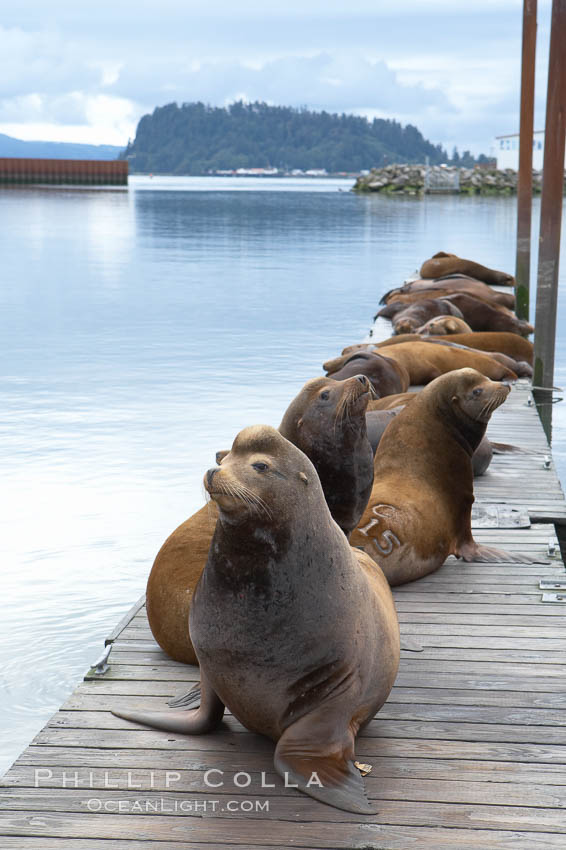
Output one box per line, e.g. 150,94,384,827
2,362,566,847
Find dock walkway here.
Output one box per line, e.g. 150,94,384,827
2,382,566,849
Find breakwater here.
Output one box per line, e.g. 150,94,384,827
0,158,128,186
353,164,561,196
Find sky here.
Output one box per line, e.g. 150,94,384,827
0,0,554,156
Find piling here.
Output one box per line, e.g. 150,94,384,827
515,0,537,321
533,0,566,440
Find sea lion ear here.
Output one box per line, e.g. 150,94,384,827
297,418,303,428
451,395,459,404
299,472,309,485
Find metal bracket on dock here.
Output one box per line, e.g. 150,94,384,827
540,579,566,590
89,644,112,675
541,592,566,603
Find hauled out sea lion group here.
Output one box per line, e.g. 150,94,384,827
114,251,539,814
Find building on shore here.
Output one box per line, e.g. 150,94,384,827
494,131,544,170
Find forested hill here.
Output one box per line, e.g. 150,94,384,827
120,101,456,174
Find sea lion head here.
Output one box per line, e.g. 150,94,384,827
393,315,420,334
204,425,320,526
417,316,472,336
279,375,372,442
444,368,511,425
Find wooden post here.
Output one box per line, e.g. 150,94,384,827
515,0,537,321
533,0,566,440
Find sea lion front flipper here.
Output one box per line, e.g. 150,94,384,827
167,682,202,708
274,718,377,814
457,541,547,565
112,673,223,733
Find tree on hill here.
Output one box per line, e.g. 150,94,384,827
121,101,479,175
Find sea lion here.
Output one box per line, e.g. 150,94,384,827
389,298,465,335
417,316,473,335
115,425,400,814
323,350,410,395
380,276,516,310
440,294,534,336
420,252,514,286
350,369,536,586
146,375,375,665
357,340,517,385
369,332,534,365
386,337,531,378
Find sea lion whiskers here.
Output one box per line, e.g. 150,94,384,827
234,482,274,520
334,380,371,428
483,388,508,419
219,477,273,520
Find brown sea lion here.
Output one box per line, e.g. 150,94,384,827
389,298,465,335
350,369,537,586
380,276,516,310
115,425,400,814
360,340,517,385
146,375,375,665
383,337,531,379
323,350,410,395
369,332,534,365
440,294,533,336
417,316,473,335
420,252,514,286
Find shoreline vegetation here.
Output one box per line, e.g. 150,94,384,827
353,164,565,195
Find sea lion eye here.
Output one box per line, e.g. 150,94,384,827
320,390,330,400
472,388,483,397
252,462,269,472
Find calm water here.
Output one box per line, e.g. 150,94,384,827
1,175,566,775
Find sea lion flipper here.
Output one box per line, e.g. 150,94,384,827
274,723,377,814
458,541,548,565
112,675,223,733
490,441,524,454
167,682,202,708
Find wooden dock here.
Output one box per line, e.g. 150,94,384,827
2,380,566,849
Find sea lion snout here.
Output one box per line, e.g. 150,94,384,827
204,466,220,490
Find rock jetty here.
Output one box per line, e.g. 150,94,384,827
352,164,558,196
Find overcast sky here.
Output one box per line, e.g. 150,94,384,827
0,0,554,155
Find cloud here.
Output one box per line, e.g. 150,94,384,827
0,2,554,151
114,52,453,117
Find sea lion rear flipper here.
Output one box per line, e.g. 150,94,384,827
490,441,524,454
274,720,377,814
112,674,223,733
168,682,202,708
457,541,548,565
